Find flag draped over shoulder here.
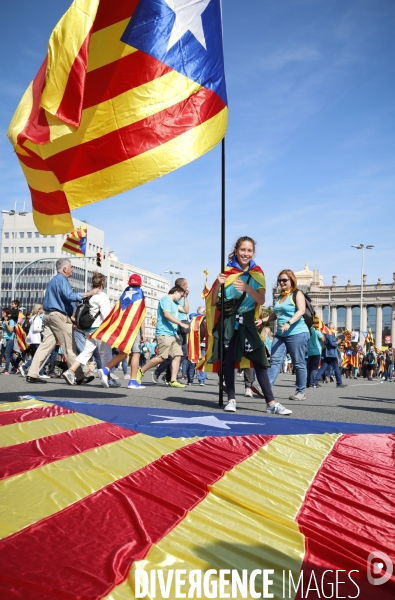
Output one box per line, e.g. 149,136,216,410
364,327,375,346
61,225,87,256
7,0,228,234
197,260,266,372
0,398,394,599
187,314,205,363
91,286,145,353
15,325,28,352
313,314,337,335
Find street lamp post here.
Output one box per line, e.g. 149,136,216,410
164,270,180,286
351,244,374,340
1,203,28,302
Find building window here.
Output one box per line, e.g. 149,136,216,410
34,247,39,253
19,247,24,253
4,232,9,239
367,306,376,338
4,247,8,253
27,232,32,238
351,307,360,332
27,247,32,253
50,246,55,253
382,306,392,344
42,247,47,253
336,307,346,331
35,232,39,238
51,235,55,238
19,232,24,239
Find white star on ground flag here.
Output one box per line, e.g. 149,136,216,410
149,415,263,430
164,0,211,51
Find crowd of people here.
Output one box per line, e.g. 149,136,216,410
2,240,393,416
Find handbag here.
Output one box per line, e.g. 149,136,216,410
216,275,251,316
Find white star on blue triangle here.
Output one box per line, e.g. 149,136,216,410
121,0,227,104
150,414,263,430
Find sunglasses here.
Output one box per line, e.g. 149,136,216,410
278,278,289,283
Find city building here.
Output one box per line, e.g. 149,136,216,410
0,212,169,338
272,263,395,347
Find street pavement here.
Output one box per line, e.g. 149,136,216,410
1,371,394,427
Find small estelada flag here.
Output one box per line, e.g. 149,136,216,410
61,225,87,257
15,324,28,352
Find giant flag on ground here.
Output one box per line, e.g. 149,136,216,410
0,398,394,599
7,0,228,234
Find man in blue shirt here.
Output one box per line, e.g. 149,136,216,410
137,285,189,388
26,258,100,384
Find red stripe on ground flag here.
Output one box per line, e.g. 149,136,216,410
0,405,74,427
91,0,139,33
0,434,274,599
45,87,226,183
0,422,136,480
83,50,172,110
295,434,395,600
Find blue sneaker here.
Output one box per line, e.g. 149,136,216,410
98,368,110,388
128,379,145,389
108,377,121,388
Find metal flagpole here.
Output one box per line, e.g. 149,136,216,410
218,138,225,407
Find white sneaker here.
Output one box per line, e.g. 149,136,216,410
224,399,236,412
18,365,26,378
245,387,253,397
62,370,77,386
289,392,306,401
40,374,51,379
111,374,119,380
266,402,292,415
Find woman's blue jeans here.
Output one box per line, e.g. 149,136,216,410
267,332,310,394
4,338,14,371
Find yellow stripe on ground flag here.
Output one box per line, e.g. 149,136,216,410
0,399,53,413
106,434,339,600
0,411,102,448
0,434,196,540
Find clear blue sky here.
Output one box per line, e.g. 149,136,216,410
1,0,394,309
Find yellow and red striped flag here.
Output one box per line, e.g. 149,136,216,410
61,225,87,256
15,325,28,352
7,0,228,234
313,314,337,335
0,398,394,598
187,314,205,363
364,327,375,346
201,269,210,299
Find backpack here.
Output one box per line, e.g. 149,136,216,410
386,350,394,364
292,289,315,329
21,318,30,335
74,298,100,331
366,351,374,363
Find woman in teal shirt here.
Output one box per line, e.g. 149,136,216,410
259,269,310,401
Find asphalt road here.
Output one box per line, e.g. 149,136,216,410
1,370,394,427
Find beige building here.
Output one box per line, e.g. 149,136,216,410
273,264,395,347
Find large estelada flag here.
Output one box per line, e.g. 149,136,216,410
7,0,228,234
61,224,87,256
0,398,394,599
90,285,146,353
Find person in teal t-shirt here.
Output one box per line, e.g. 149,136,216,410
306,327,324,387
137,285,189,388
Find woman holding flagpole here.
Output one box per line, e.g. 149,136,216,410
203,236,291,415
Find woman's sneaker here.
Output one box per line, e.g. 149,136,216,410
288,392,306,401
169,380,185,388
98,368,110,388
62,370,77,386
224,399,236,412
128,379,145,389
266,402,292,415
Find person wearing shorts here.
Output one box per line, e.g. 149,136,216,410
137,285,189,389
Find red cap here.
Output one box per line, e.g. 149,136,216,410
128,273,142,287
